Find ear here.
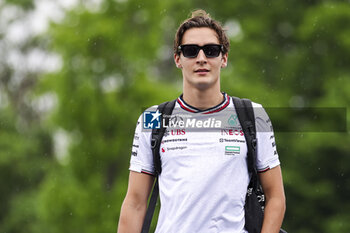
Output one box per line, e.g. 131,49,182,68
221,53,228,68
174,53,182,69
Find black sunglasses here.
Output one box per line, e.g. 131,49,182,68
178,44,223,58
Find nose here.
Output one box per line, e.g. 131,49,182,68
196,49,207,64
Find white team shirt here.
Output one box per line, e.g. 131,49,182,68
129,93,280,233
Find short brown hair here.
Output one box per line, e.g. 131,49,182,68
174,9,230,55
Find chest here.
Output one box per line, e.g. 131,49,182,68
159,128,248,171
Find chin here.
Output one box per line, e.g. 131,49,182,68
193,80,216,90
184,74,218,90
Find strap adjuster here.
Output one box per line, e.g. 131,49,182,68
151,138,157,149
252,138,257,151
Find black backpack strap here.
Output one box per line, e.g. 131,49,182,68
232,96,258,191
141,178,159,233
151,100,177,175
141,99,176,233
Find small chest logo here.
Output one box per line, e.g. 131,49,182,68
221,129,244,136
228,114,239,127
171,129,186,135
225,146,240,156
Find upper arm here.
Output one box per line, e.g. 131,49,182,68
259,166,285,201
124,171,155,206
118,172,155,232
253,104,280,172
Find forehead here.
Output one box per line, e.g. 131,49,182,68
182,27,219,45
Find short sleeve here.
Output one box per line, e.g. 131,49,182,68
253,103,280,172
129,114,155,176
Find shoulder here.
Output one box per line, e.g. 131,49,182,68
145,105,159,112
249,101,274,133
229,96,264,113
229,96,271,128
251,101,266,119
229,95,263,107
251,101,263,108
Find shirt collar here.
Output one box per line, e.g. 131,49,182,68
177,92,230,114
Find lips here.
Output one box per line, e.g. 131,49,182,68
194,68,210,73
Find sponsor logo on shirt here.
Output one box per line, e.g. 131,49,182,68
220,138,245,143
164,129,186,137
167,146,187,151
225,146,240,155
227,114,240,127
171,129,186,135
162,138,188,144
221,129,244,136
161,146,187,152
131,151,138,157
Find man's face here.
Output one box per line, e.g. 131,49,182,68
174,27,228,91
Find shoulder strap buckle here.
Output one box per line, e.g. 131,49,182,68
151,138,157,149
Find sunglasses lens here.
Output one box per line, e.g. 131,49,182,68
180,44,222,58
203,45,221,57
182,45,199,58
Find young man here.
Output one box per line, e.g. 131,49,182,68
118,10,286,233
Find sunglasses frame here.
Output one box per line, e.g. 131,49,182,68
177,44,224,58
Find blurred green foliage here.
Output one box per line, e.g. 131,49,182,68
0,0,349,232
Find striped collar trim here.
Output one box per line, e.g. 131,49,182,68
177,93,230,114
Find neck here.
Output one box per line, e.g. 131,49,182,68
182,88,224,110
